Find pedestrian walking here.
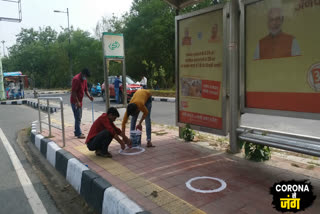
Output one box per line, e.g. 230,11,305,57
114,75,122,104
70,68,94,139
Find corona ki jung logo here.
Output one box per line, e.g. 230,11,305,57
270,180,316,212
108,41,120,50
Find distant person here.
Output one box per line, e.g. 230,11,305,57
182,28,192,46
114,75,122,103
18,79,24,98
86,107,131,158
9,81,16,98
122,89,154,148
70,68,94,139
140,76,147,89
254,7,301,60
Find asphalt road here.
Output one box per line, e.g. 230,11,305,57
33,92,177,126
27,92,320,138
0,105,60,214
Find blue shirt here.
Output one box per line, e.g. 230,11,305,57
114,78,121,88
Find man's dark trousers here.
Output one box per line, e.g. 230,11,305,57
87,130,113,154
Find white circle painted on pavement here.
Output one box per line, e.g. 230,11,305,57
119,146,145,156
185,176,227,193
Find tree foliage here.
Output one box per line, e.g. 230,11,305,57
3,0,222,89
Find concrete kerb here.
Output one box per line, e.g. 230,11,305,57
152,97,175,103
0,99,58,113
30,121,146,214
0,100,27,105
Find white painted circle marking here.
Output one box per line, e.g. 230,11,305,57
119,146,145,156
185,176,227,193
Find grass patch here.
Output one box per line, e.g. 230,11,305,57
149,90,175,97
307,161,320,166
291,163,300,168
151,130,168,136
306,165,315,170
26,127,32,136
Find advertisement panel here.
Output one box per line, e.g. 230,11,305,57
176,6,227,135
245,0,320,115
103,32,124,58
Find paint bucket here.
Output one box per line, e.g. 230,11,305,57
130,130,142,147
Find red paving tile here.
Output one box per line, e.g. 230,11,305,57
41,124,320,214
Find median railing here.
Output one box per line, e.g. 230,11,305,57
37,97,65,147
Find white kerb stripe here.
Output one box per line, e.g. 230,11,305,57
102,186,143,214
0,128,48,214
35,135,44,150
47,141,61,167
66,158,89,193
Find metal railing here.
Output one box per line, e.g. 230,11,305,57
237,126,320,157
37,97,65,147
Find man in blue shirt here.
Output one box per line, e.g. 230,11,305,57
114,75,122,104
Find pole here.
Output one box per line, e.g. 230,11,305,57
1,41,5,57
122,38,127,106
47,100,52,136
229,0,240,153
67,8,73,85
0,57,5,100
91,101,94,123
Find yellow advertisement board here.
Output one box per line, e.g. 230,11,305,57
246,0,320,113
178,9,224,130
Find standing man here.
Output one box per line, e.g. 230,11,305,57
122,89,154,147
140,76,147,89
114,75,122,104
70,68,94,139
86,107,131,158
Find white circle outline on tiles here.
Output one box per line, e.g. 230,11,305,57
185,176,227,193
119,146,145,156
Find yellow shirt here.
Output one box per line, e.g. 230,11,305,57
122,89,152,130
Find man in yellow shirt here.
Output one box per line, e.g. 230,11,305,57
122,89,154,147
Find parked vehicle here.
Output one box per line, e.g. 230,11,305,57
90,83,102,97
101,76,142,103
3,71,28,99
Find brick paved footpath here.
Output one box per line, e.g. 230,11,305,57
40,118,320,214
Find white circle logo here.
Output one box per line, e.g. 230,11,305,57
119,146,145,156
185,176,227,193
307,63,320,92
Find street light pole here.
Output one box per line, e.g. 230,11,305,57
54,8,73,85
1,41,5,57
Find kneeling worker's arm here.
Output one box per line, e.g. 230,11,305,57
114,134,125,150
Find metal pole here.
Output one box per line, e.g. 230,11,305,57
0,56,5,100
1,41,5,57
60,99,66,147
47,99,51,136
122,36,127,106
91,101,94,123
103,58,110,112
122,60,127,106
175,8,183,138
38,98,42,133
67,8,73,85
229,0,240,153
